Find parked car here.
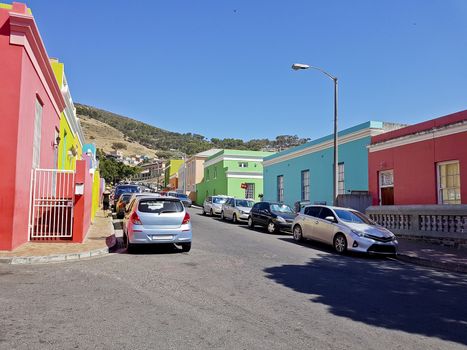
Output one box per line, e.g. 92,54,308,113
221,198,255,223
113,184,141,210
248,202,296,233
122,196,192,253
202,195,232,216
167,192,192,207
292,205,398,255
116,193,133,219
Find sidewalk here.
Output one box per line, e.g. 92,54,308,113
396,238,467,274
0,210,116,265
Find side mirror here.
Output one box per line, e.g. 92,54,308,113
325,216,336,223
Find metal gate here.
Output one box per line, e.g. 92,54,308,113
29,168,75,239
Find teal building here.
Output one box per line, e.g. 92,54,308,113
263,121,400,207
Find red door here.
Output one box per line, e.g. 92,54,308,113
381,187,394,205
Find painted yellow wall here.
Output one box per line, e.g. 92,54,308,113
91,170,101,221
50,60,82,170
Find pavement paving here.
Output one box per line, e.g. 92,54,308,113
396,237,467,273
0,207,466,350
0,210,116,264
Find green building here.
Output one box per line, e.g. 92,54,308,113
195,150,275,205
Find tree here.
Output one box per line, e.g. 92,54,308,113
111,142,127,151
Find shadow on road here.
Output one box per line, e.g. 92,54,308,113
264,252,467,346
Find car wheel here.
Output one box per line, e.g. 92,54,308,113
247,217,255,229
126,235,133,253
210,209,214,216
181,242,191,252
267,221,277,234
202,208,206,215
293,225,303,241
232,214,238,224
333,233,347,254
220,211,225,220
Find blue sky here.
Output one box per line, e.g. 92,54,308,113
27,0,467,141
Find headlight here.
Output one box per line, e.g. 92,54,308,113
351,229,365,237
275,216,286,223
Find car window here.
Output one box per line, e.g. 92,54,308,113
304,206,321,218
334,209,374,225
270,204,294,213
236,199,254,207
138,199,184,213
121,194,132,203
318,207,335,220
213,197,227,204
252,203,261,211
207,197,212,203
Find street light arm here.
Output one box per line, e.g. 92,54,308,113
307,66,337,81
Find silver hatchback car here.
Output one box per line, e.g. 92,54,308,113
292,205,398,255
123,196,192,252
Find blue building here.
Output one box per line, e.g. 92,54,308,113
263,121,401,208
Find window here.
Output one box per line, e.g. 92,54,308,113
301,170,310,201
438,161,461,204
338,163,345,195
32,98,43,169
277,175,284,202
138,199,184,213
304,206,321,218
318,207,336,221
214,167,217,179
238,162,248,168
245,183,255,199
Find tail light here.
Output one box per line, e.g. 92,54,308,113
182,212,190,225
131,212,142,225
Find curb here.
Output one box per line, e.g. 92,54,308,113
0,235,117,265
395,253,467,274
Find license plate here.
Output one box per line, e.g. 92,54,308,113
152,235,173,240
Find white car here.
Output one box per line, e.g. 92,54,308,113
202,195,232,216
292,205,398,255
221,198,255,223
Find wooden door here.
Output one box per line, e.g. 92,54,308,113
381,187,394,205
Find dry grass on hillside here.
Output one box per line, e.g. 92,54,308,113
79,115,158,158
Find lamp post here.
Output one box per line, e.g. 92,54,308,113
292,63,339,206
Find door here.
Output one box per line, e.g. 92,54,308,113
381,187,394,205
315,207,338,244
257,203,269,226
225,198,233,219
302,206,322,239
379,170,394,205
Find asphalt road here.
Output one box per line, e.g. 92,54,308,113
1,208,466,350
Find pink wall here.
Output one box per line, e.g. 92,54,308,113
72,159,93,243
0,6,64,250
369,112,467,205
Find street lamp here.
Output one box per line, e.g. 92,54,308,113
292,63,339,206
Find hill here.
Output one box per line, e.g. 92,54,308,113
75,103,310,157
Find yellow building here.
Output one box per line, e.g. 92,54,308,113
50,59,85,170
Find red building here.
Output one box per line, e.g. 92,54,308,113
368,110,467,206
0,3,65,250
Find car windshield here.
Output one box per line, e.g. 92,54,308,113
138,199,184,213
121,194,132,203
334,209,374,225
213,197,228,204
116,186,139,195
236,200,254,207
270,204,294,213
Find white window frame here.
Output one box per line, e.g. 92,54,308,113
245,183,255,199
32,98,43,169
277,175,284,202
338,163,345,195
301,170,310,202
437,160,461,204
